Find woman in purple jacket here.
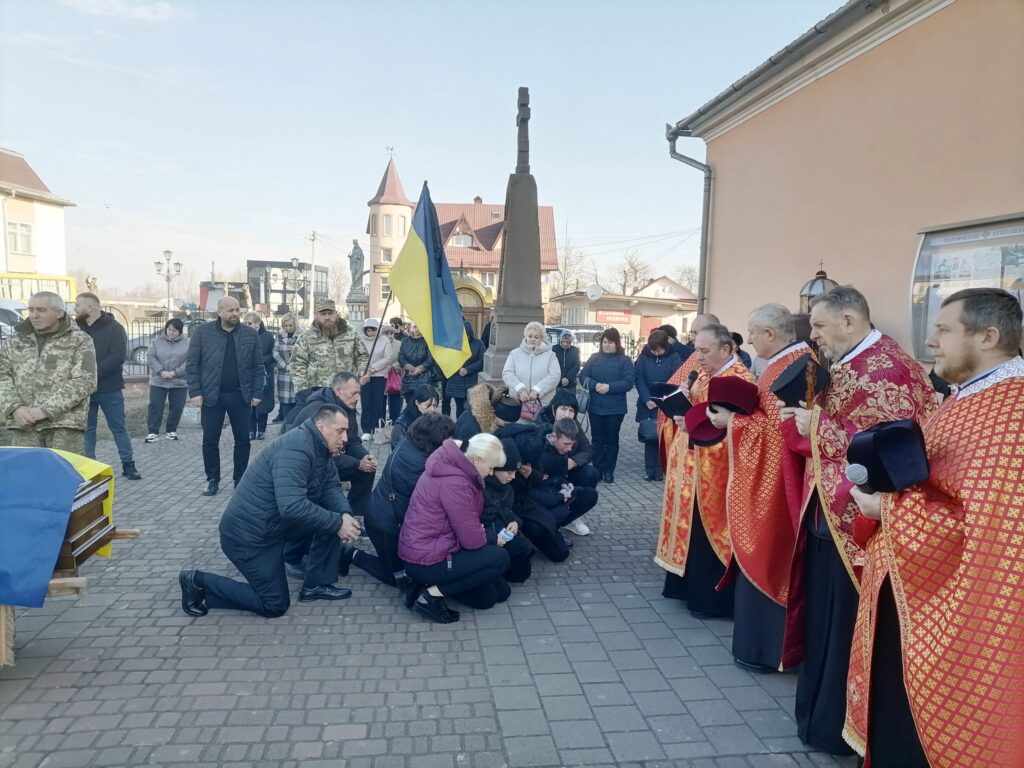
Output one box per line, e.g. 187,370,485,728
399,433,511,623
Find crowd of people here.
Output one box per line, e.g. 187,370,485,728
2,284,1022,768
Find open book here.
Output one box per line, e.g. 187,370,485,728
648,382,695,419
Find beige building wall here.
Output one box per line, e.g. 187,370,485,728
367,201,413,319
703,0,1024,353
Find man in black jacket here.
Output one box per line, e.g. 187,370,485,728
283,371,377,578
74,293,141,479
178,405,362,618
531,418,599,535
186,297,264,496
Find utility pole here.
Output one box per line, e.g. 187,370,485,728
307,231,317,323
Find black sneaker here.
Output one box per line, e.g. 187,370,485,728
298,584,352,602
202,480,219,496
178,570,208,616
413,592,459,624
122,462,142,480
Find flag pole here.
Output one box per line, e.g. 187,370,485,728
362,291,395,377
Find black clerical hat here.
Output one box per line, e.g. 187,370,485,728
770,354,830,408
846,420,929,493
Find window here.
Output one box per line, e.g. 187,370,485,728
450,233,472,247
370,215,378,236
491,212,502,221
911,215,1024,360
383,215,392,236
6,222,32,254
482,272,495,288
382,248,393,262
399,216,406,237
380,277,390,302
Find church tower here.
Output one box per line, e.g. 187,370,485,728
366,157,414,319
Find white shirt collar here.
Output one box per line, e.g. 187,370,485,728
838,329,882,365
955,357,1024,400
713,354,738,376
768,341,808,366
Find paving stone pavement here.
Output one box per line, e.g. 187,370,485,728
1,398,859,768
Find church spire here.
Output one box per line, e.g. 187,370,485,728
367,157,413,207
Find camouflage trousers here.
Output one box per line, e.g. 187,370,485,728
7,428,85,455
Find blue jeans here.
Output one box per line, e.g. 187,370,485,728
85,390,134,463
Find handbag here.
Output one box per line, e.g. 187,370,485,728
372,419,394,445
637,417,659,444
520,400,542,423
576,383,591,414
385,367,402,395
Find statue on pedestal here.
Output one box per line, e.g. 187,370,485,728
348,240,365,296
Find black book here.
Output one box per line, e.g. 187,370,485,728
648,382,695,419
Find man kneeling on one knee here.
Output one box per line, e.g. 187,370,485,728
179,404,362,618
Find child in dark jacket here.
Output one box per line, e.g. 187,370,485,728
482,439,536,583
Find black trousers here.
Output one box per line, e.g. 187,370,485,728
662,501,735,618
794,506,857,756
147,386,187,434
361,377,386,434
590,413,625,475
868,578,930,768
519,504,570,562
387,393,403,423
568,463,600,489
404,546,511,609
249,409,268,435
201,392,251,484
198,528,341,618
283,466,374,565
732,569,786,670
356,522,402,587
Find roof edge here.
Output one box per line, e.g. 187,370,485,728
0,183,76,207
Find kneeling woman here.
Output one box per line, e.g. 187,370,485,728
482,439,535,584
399,433,511,623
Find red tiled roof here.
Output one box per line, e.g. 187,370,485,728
434,201,558,271
367,158,413,207
0,149,51,194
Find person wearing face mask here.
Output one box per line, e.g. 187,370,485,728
502,321,560,415
580,327,635,483
177,405,362,619
145,318,190,443
243,312,276,440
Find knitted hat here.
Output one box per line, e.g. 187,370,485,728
362,317,380,330
497,439,522,472
494,396,523,424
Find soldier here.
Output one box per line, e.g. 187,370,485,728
288,299,369,393
0,291,97,453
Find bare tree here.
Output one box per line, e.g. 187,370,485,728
613,250,650,295
328,258,351,302
675,263,699,293
548,239,587,298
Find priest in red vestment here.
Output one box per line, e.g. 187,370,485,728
655,323,754,618
846,288,1024,768
779,286,935,755
657,314,719,466
707,303,809,671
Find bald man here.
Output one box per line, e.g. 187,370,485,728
186,298,264,496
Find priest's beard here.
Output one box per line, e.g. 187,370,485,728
316,318,341,339
936,346,981,386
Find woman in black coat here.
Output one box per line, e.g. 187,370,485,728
553,332,581,389
354,413,455,598
244,313,276,440
398,325,439,407
579,327,635,483
443,322,485,418
634,329,681,480
391,384,439,448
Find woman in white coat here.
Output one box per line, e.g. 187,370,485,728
502,321,560,415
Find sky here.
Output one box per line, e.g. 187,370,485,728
0,0,842,296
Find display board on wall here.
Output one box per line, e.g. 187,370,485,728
596,309,632,324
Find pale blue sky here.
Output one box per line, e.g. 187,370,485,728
0,0,840,294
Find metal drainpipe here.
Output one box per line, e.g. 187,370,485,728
666,128,712,314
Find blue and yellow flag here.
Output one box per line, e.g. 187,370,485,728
389,182,470,378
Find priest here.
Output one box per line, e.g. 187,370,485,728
846,288,1024,768
707,303,809,670
655,323,753,618
779,285,935,755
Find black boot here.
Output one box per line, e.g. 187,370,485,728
122,461,142,480
413,591,459,624
339,545,357,577
397,575,423,609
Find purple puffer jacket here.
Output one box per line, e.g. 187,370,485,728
398,440,487,566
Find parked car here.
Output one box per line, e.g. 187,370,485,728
0,299,28,345
126,319,206,364
546,324,605,347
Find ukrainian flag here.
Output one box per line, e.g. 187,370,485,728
389,182,471,378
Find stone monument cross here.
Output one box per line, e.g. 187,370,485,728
516,87,530,174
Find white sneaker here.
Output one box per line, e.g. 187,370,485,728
166,432,178,440
145,433,159,443
361,433,372,441
563,519,591,536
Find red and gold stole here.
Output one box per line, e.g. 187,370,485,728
809,335,935,587
845,366,1024,767
657,355,700,469
725,344,811,606
655,358,753,576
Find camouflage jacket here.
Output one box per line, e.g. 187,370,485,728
288,320,368,392
0,315,98,431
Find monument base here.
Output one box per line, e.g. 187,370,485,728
346,294,369,323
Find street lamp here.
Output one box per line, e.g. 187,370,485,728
154,249,182,320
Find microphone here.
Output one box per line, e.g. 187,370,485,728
687,370,699,388
845,463,874,494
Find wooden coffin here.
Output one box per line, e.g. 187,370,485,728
53,477,116,574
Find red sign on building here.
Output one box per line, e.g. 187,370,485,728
595,309,632,324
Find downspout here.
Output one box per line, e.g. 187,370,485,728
666,127,711,314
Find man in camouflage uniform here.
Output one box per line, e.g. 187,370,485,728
289,299,369,393
0,291,98,453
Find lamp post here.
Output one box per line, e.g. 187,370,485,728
154,249,182,320
263,264,272,312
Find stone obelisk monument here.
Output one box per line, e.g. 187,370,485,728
482,87,543,381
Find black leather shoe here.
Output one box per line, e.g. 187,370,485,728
413,592,459,624
603,472,615,484
562,535,575,550
298,584,352,602
285,562,306,580
338,545,357,577
202,480,219,496
178,570,208,616
122,462,142,480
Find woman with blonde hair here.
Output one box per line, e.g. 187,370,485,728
272,313,300,424
502,321,560,418
398,432,512,623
